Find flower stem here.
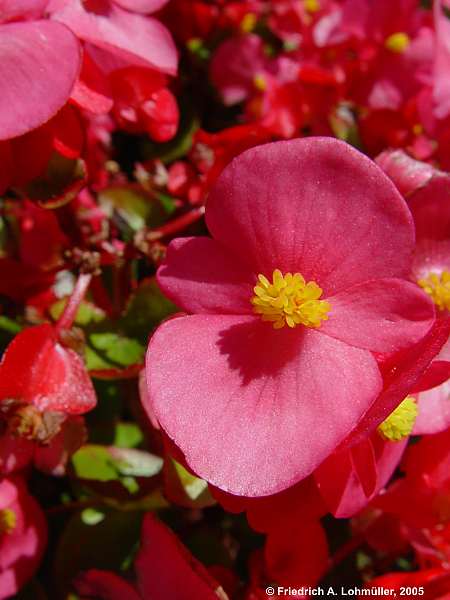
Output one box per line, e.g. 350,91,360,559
55,272,92,332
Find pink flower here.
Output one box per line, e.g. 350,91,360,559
145,137,435,496
0,16,81,140
0,477,47,599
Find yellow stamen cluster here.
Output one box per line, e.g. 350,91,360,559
384,32,411,53
304,0,321,13
253,74,267,92
377,397,418,442
241,13,257,33
419,270,450,311
0,508,16,535
252,269,331,329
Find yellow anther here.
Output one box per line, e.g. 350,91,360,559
241,13,257,33
304,0,321,13
252,269,331,329
385,32,411,53
253,73,267,92
0,509,16,535
419,270,450,311
378,397,418,442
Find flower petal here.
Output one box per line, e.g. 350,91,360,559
112,0,169,13
49,0,177,75
157,237,255,314
206,137,414,296
321,278,435,352
414,381,450,435
146,314,382,496
135,514,220,600
0,21,81,140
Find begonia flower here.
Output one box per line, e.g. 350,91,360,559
74,513,226,599
0,18,81,141
145,137,435,496
0,477,47,599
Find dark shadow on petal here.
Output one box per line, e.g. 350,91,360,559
216,319,307,385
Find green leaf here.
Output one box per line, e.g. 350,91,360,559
98,186,166,234
88,332,145,368
121,279,177,344
81,507,105,525
164,457,215,509
50,299,106,326
72,445,163,482
114,422,144,448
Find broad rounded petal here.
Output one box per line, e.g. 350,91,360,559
157,237,255,314
206,138,415,296
408,175,450,241
414,381,450,435
0,21,81,140
112,0,169,13
146,314,382,496
135,514,220,600
50,0,177,75
321,278,435,352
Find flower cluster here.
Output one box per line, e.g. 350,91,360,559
2,0,450,598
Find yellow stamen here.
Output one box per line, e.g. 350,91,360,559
378,397,418,442
418,271,450,311
241,13,257,33
0,509,16,535
304,0,321,12
253,73,267,92
252,269,331,329
385,32,411,53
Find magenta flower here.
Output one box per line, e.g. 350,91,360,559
0,477,47,599
0,14,81,140
145,138,435,497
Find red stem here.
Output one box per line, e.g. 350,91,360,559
55,272,92,332
146,206,205,241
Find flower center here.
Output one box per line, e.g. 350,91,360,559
0,509,16,535
304,0,321,13
252,269,331,329
377,397,418,442
384,32,411,53
418,270,450,311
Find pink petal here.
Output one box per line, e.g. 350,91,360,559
0,0,49,22
146,314,382,496
0,478,47,598
75,570,141,600
112,0,169,13
0,21,81,140
321,278,435,352
206,138,414,296
414,381,450,435
157,237,255,314
49,0,177,75
71,50,113,114
376,149,435,198
315,434,407,518
135,514,220,599
408,175,450,241
346,317,450,448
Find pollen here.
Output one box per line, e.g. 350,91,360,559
251,269,331,329
418,270,450,311
241,13,257,33
253,74,267,92
304,0,321,13
0,508,16,535
377,397,418,442
384,32,411,53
